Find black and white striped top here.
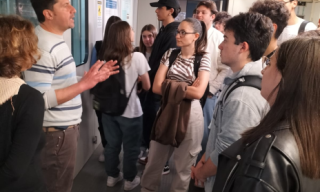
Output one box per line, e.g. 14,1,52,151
161,48,211,85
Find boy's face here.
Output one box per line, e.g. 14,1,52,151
278,0,297,13
196,5,215,27
218,30,244,67
155,6,172,21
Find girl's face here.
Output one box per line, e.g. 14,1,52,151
176,21,199,48
142,30,155,48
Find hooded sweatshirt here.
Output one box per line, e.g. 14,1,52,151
148,22,180,86
204,59,267,192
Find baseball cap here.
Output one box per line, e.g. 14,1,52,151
150,0,180,9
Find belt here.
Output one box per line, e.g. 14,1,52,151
43,124,78,132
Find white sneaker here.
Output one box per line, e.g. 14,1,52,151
124,176,140,191
107,172,123,187
99,153,105,162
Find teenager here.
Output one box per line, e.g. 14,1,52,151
191,12,273,192
141,18,211,192
249,0,289,67
133,24,157,161
195,0,229,165
99,21,151,191
134,24,157,61
277,0,317,45
140,0,181,174
213,11,231,34
90,15,121,163
212,36,320,192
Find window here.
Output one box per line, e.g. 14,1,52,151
0,0,38,26
71,0,88,66
0,0,88,67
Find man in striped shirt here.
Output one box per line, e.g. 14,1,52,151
23,0,118,191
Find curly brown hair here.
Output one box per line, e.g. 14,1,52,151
249,0,289,39
214,11,232,24
299,29,320,37
0,15,40,78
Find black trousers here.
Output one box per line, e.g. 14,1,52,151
140,91,161,149
95,110,107,148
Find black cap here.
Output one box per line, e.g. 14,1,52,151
150,0,180,9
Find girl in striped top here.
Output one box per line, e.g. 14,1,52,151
141,18,211,192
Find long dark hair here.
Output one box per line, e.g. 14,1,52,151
242,37,320,179
99,16,121,58
99,21,133,66
138,24,157,56
182,18,207,56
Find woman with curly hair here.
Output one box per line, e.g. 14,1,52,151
0,15,46,192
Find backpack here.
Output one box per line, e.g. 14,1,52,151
298,20,310,35
168,49,210,108
222,75,262,103
92,63,137,116
95,40,103,57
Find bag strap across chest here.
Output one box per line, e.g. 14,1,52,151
168,49,209,107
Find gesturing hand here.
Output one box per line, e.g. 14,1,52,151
80,60,119,91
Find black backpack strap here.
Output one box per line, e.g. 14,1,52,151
193,54,209,108
95,41,102,57
168,49,209,107
298,20,310,34
193,54,203,78
224,76,262,102
168,49,181,69
127,80,138,100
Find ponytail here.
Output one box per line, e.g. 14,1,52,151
195,21,207,55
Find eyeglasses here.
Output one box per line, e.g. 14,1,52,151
262,50,276,69
176,30,196,37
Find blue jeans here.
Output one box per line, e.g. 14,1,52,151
102,114,142,181
197,95,217,163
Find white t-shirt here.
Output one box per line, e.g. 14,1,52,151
146,52,151,62
122,52,150,118
277,17,317,46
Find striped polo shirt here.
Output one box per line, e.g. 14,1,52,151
23,26,82,127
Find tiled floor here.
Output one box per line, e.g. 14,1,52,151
71,144,205,192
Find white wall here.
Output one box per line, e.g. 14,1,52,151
179,0,187,12
227,0,258,16
73,0,101,177
303,2,320,26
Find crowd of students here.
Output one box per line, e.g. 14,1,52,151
1,0,320,192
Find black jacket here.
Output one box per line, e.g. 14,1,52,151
0,85,46,192
148,21,180,86
213,123,320,192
